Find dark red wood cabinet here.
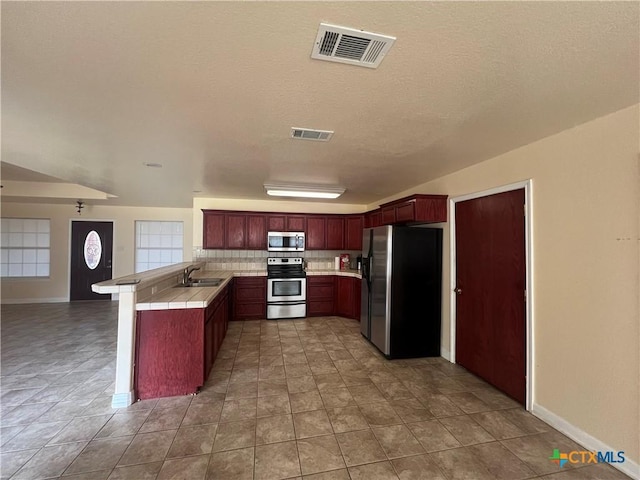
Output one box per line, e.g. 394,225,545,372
306,216,327,250
266,215,285,232
365,209,382,229
286,215,305,232
326,217,344,250
307,275,335,316
203,212,225,249
225,214,246,249
247,215,266,249
135,285,230,400
344,216,364,250
335,276,362,320
379,194,447,225
233,276,266,320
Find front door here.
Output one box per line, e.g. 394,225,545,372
70,221,113,301
455,189,526,404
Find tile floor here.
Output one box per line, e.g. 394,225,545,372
0,301,632,480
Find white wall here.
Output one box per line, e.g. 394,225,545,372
1,203,193,303
374,104,640,464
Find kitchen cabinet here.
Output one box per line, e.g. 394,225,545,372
247,215,266,249
344,215,364,250
326,217,344,250
306,216,327,250
225,214,246,249
203,212,225,249
267,215,285,231
307,275,335,316
379,194,447,225
335,276,362,320
286,215,305,231
135,284,230,400
364,209,382,229
233,276,267,320
266,214,305,232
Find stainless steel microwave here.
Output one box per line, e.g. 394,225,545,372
267,232,305,252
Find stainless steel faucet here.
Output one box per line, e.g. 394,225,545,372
183,266,201,284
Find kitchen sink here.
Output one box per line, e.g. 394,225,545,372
174,278,224,288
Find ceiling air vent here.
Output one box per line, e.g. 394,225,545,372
291,127,334,142
311,23,396,69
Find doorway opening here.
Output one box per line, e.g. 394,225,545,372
70,221,113,301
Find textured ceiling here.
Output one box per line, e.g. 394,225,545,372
2,1,638,207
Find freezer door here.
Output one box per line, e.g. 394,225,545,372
370,226,392,355
360,228,373,338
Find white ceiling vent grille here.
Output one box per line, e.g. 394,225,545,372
311,23,396,69
291,127,334,142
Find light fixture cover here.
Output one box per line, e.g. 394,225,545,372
264,183,345,199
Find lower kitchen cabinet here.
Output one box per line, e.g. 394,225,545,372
335,276,362,320
135,285,230,400
307,275,335,316
233,276,267,320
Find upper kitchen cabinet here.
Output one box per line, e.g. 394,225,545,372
246,215,267,249
203,211,225,249
379,194,447,225
326,217,344,250
364,209,382,229
344,215,364,250
306,216,326,250
225,214,247,249
266,214,305,232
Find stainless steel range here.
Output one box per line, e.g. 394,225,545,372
266,257,306,320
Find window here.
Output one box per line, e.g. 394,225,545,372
1,218,51,277
135,221,183,273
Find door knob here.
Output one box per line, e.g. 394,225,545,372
454,287,462,295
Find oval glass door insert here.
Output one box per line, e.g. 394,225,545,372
84,230,102,270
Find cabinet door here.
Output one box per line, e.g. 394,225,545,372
286,215,306,231
326,217,344,250
345,216,364,250
203,212,225,249
381,207,396,225
204,315,214,380
247,215,266,249
395,202,415,223
306,216,326,250
267,215,285,232
336,276,355,318
226,214,246,249
306,276,335,316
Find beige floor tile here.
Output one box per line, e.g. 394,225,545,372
1,420,68,451
293,409,334,439
391,453,448,480
256,413,296,444
372,424,425,459
467,441,537,479
430,446,496,480
206,447,254,480
257,379,288,397
419,393,464,418
156,454,209,480
219,398,257,423
335,429,387,466
319,387,356,408
180,401,224,426
303,469,351,480
117,430,177,466
11,441,87,479
438,415,495,446
285,363,313,378
406,419,461,452
359,401,403,427
229,367,259,384
256,393,291,417
167,423,217,458
446,392,494,414
0,402,56,427
95,410,150,438
212,419,256,452
139,406,188,433
225,381,258,400
348,384,386,405
297,434,345,475
0,448,39,479
326,406,369,434
348,460,400,480
258,365,285,380
108,460,162,478
47,414,113,444
65,436,133,475
289,390,324,413
62,469,111,480
254,440,301,480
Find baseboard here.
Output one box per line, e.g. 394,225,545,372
111,391,134,409
440,346,451,361
1,297,68,304
531,403,639,479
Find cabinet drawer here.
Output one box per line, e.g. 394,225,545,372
395,202,415,223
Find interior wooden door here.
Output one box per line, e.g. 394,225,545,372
455,189,526,404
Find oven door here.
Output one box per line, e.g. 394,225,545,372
267,278,306,302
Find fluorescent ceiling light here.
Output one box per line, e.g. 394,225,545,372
264,184,345,199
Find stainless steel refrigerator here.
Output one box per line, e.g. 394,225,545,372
360,225,442,358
